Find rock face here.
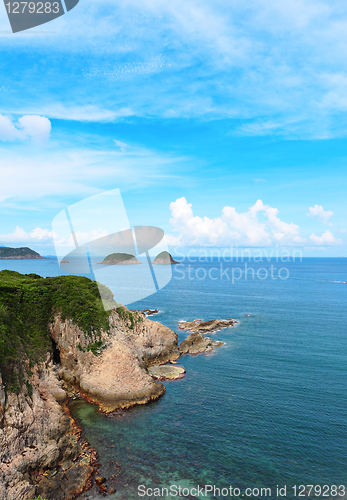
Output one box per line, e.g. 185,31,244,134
0,247,44,260
0,367,96,500
179,332,224,355
50,308,179,413
179,318,238,334
152,251,179,265
97,253,141,265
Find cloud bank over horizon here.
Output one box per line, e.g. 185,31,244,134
167,198,344,249
1,199,343,252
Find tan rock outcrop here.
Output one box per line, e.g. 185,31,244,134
179,318,238,334
50,308,179,413
179,332,224,355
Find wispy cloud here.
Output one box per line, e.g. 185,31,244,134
0,141,185,205
2,1,347,137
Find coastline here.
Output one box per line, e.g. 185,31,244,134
0,271,238,499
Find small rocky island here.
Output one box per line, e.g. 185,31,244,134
0,246,44,260
179,318,239,334
97,252,141,265
152,251,179,265
141,308,160,316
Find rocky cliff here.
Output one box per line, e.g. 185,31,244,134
0,365,96,500
51,307,179,413
0,272,179,500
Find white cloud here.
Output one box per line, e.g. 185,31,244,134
307,204,334,224
309,230,343,246
0,115,51,143
37,105,134,123
168,197,307,247
0,226,56,244
114,139,128,152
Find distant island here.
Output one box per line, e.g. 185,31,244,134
0,246,44,260
97,252,141,265
152,251,179,265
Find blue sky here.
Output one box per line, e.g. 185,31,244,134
0,0,346,256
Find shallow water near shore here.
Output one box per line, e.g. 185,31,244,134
1,257,347,499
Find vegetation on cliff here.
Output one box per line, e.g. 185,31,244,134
0,271,116,394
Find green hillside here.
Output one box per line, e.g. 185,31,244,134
0,271,116,393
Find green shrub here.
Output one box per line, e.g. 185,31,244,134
0,271,116,393
116,306,136,329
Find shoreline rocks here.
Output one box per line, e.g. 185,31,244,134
0,291,237,499
50,308,180,414
0,366,97,500
179,318,238,334
148,365,186,380
0,305,181,499
179,332,224,355
140,308,160,316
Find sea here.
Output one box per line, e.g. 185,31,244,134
1,257,346,500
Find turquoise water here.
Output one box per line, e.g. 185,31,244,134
1,258,347,499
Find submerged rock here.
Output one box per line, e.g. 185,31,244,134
179,318,238,334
